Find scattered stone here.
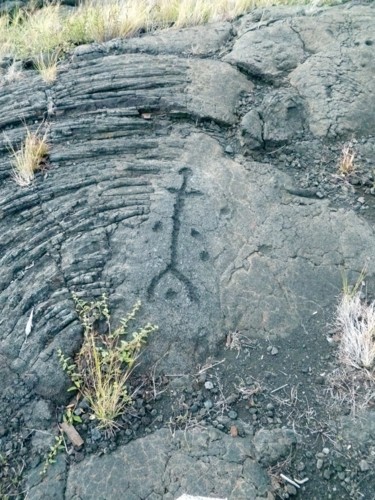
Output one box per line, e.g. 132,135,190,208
204,381,214,390
254,428,298,465
317,459,324,470
204,400,213,410
91,428,101,442
359,459,370,472
270,347,279,356
296,462,305,472
190,404,199,414
286,484,298,496
228,410,238,420
323,469,332,480
239,110,263,150
230,425,238,437
217,415,231,426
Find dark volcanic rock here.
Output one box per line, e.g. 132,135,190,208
1,4,375,499
60,427,269,500
226,4,375,138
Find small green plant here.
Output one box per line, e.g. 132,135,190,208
59,293,157,431
63,407,83,426
41,433,65,476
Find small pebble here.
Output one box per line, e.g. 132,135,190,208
91,428,101,442
204,400,213,410
230,425,238,437
286,484,297,496
323,469,332,480
270,346,279,356
317,458,324,470
228,410,238,420
204,381,214,390
359,459,370,472
190,404,199,414
226,393,238,404
74,451,85,463
225,145,234,154
217,415,231,425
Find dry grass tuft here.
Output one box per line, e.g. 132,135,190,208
338,144,356,177
34,50,60,83
0,62,23,84
336,291,375,370
6,126,49,187
0,0,332,80
327,272,375,415
326,367,375,417
335,272,375,370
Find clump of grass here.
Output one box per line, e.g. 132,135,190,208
0,0,331,80
338,144,356,177
336,284,375,371
0,61,23,84
59,293,157,431
326,271,375,416
34,50,60,83
4,4,66,60
6,125,49,187
70,0,152,43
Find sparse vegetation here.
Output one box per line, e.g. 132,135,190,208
34,50,60,83
58,293,157,431
40,433,65,476
338,144,356,177
0,452,25,498
327,271,375,416
336,272,375,370
1,61,23,84
0,0,331,80
6,125,49,187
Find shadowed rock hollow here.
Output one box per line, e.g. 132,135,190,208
1,2,375,499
